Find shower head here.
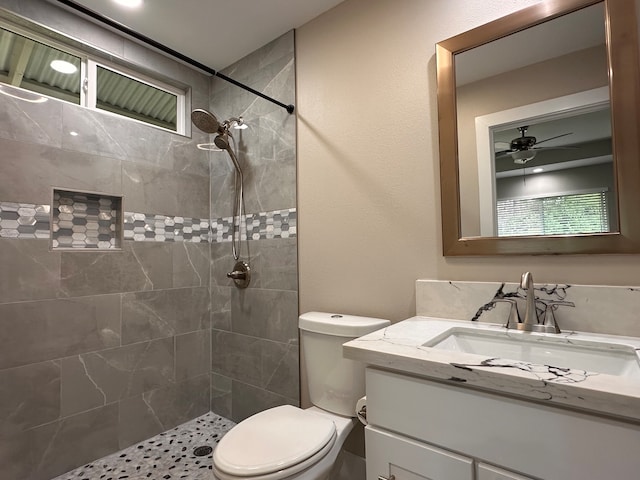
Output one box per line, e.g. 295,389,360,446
214,132,231,150
191,109,222,134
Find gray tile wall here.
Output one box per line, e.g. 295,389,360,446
207,31,299,423
0,4,299,479
0,2,212,479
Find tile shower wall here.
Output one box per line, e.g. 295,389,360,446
207,31,300,422
0,2,212,479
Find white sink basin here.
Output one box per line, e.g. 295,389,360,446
424,327,640,380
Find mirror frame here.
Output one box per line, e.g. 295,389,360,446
437,0,640,256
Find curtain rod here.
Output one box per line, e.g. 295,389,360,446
53,0,295,114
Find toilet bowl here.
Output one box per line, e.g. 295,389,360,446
212,312,390,480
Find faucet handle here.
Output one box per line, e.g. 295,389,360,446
541,300,575,334
494,298,521,329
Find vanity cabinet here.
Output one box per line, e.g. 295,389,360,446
364,368,640,480
366,426,473,480
476,464,532,480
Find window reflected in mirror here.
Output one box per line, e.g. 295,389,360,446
492,105,614,237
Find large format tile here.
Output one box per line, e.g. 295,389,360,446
211,330,263,387
173,241,210,288
230,288,299,344
244,160,296,214
211,330,298,399
0,361,60,433
0,239,60,303
211,373,233,419
0,294,121,370
60,337,175,417
62,104,200,169
210,285,232,331
210,241,237,287
122,286,209,344
122,161,210,218
231,380,297,423
0,138,122,205
118,374,210,449
209,170,234,219
0,84,63,148
59,241,173,297
249,238,298,290
0,404,119,480
261,342,299,400
176,330,211,382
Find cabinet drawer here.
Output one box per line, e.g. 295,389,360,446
477,463,533,480
365,426,473,480
366,367,640,479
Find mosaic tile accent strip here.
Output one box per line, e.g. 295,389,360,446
0,202,50,239
211,208,297,243
52,190,123,250
52,412,235,480
0,200,296,245
123,212,210,243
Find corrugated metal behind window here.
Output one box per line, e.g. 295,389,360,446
0,25,179,130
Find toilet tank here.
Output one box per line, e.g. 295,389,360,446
299,312,390,416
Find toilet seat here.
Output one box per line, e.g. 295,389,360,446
213,405,337,479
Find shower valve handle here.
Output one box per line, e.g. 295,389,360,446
226,261,251,289
227,270,246,280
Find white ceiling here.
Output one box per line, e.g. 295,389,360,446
455,2,605,86
66,0,346,70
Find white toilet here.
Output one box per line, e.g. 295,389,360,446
212,311,390,480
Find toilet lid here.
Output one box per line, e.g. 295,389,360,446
214,405,336,477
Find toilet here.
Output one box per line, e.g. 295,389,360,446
212,312,390,480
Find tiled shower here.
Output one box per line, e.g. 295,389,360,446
0,1,298,478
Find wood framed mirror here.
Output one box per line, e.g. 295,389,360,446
437,0,640,256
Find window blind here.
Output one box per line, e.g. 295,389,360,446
497,191,609,237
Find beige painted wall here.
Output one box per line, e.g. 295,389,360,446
296,0,640,325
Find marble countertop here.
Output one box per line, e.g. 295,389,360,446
343,316,640,423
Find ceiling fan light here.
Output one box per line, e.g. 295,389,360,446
511,150,537,164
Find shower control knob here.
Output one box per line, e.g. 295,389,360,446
226,260,251,289
378,476,396,480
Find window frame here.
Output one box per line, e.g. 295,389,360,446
0,19,187,135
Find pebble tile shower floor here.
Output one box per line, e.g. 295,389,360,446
52,412,235,480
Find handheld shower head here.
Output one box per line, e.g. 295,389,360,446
214,132,231,150
191,109,222,134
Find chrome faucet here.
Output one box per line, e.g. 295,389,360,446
519,272,538,331
517,272,574,333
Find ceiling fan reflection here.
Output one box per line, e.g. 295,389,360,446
495,125,575,164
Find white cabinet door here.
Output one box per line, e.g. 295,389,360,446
477,463,534,480
365,426,473,480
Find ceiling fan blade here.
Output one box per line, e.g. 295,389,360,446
494,141,510,151
535,132,573,145
495,150,512,158
531,146,579,151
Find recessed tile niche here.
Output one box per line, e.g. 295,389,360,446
51,189,123,250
